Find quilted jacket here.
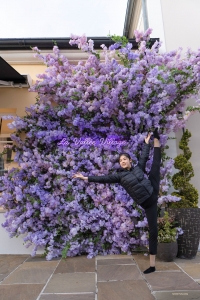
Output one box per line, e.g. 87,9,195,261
88,143,153,205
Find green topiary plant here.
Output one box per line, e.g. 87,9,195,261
169,129,199,208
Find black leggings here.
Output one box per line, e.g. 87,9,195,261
140,147,161,255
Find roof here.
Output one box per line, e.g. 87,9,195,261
0,37,158,51
0,56,26,84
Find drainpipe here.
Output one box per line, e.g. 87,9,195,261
142,0,149,30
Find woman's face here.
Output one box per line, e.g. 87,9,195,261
119,155,132,170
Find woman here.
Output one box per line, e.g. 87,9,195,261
72,129,161,274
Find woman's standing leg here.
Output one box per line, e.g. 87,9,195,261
143,197,158,273
144,133,161,274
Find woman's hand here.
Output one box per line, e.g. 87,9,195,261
145,132,152,144
72,172,88,180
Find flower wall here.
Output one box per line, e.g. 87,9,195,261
0,29,200,259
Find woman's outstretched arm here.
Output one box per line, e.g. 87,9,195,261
72,172,121,184
72,172,88,180
137,132,152,172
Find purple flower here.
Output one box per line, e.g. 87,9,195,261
109,43,121,50
1,28,200,260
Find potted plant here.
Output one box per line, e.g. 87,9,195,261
157,211,182,261
167,129,200,259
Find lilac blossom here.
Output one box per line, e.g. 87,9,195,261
158,195,181,205
1,28,200,259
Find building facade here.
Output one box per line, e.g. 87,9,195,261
0,0,199,254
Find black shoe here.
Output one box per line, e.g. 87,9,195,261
143,266,156,274
153,128,160,140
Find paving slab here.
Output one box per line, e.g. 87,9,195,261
96,254,132,260
26,255,60,262
55,256,95,274
144,272,200,291
98,280,155,300
1,261,58,284
39,293,95,300
0,255,28,280
0,253,200,299
0,283,44,300
174,263,200,279
196,280,200,284
174,253,200,264
0,275,5,281
154,291,200,300
44,273,96,293
97,258,135,265
133,253,180,271
97,264,142,281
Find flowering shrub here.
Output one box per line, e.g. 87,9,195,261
183,105,200,121
158,211,183,243
0,28,200,259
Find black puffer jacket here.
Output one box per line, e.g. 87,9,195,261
88,143,153,205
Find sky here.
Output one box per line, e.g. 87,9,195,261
0,0,128,38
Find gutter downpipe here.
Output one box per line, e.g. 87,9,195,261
142,0,149,30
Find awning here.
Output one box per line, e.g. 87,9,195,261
0,56,26,84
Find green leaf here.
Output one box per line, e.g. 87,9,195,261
61,242,71,258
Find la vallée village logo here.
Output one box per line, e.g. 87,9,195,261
57,136,128,148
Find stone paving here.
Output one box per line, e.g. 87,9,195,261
0,252,200,300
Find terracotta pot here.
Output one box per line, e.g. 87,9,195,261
157,241,178,262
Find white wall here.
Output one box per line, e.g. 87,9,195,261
161,0,200,52
146,0,166,52
183,98,200,196
0,212,44,254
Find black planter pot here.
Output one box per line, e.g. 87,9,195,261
157,241,178,262
167,208,200,259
